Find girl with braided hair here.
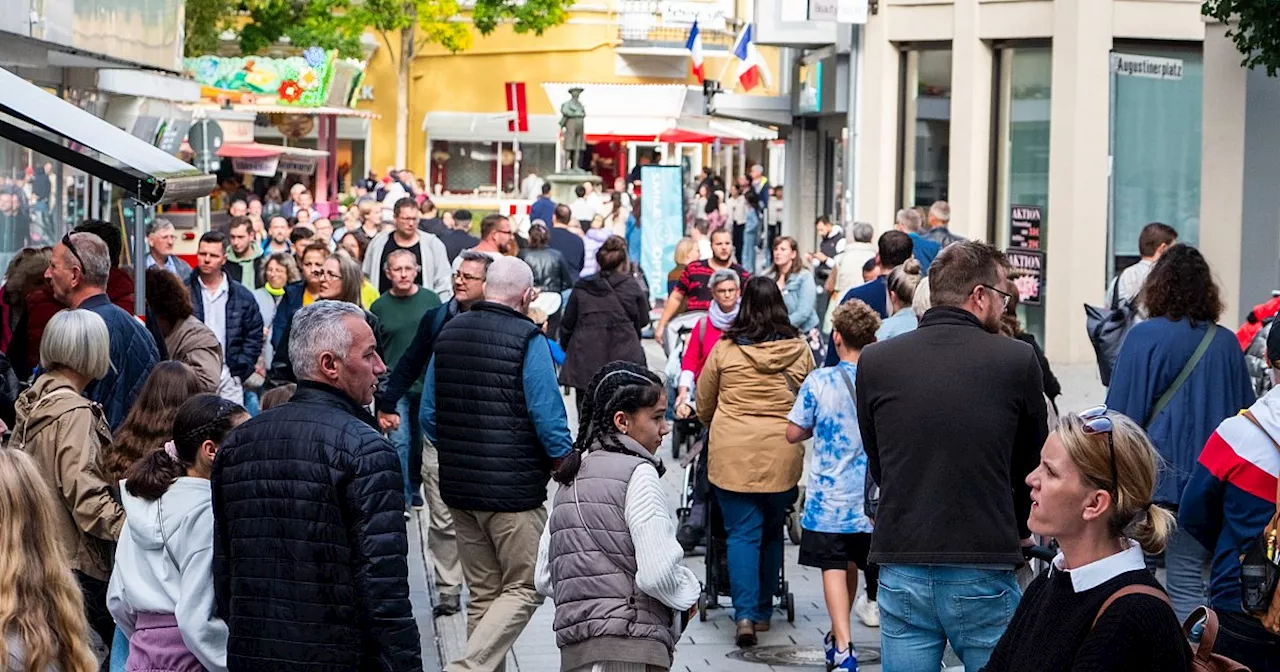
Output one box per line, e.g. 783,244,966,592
108,394,248,672
536,361,701,672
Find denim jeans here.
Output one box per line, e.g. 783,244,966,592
389,393,423,501
243,388,261,417
741,224,758,274
715,486,796,623
1162,525,1211,621
877,564,1021,672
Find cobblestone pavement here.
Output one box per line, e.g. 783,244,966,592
410,346,1108,671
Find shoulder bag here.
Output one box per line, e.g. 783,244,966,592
1146,325,1219,427
829,367,879,521
1237,410,1280,634
1093,585,1247,671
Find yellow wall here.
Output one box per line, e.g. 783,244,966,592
358,17,780,175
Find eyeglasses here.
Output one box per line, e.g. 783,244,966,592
981,284,1013,309
454,271,484,283
61,233,83,270
321,270,342,281
1079,405,1119,499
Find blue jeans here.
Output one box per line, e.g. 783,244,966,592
877,564,1021,672
243,388,261,417
1162,524,1211,622
110,627,128,671
715,486,796,623
389,393,423,501
741,225,758,273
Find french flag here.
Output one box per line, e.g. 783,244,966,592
732,23,764,91
686,21,705,84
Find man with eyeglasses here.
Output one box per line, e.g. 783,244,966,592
466,213,514,261
44,232,160,429
363,197,452,300
375,250,493,617
145,219,192,282
854,240,1048,672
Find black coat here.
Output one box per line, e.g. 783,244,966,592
211,381,421,672
559,271,648,390
518,247,576,295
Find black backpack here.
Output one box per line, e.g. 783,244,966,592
1085,278,1136,386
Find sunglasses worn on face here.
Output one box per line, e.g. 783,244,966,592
1079,405,1119,499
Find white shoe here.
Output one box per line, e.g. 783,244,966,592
854,594,879,628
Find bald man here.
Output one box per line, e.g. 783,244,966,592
420,256,572,671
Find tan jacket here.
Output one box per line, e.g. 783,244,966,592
11,370,124,581
697,337,814,493
164,315,223,394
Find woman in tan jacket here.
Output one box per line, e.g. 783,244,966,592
11,308,125,655
146,267,222,394
697,276,814,648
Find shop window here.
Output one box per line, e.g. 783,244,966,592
431,141,498,194
994,46,1051,343
519,143,557,185
1109,46,1203,275
900,48,952,207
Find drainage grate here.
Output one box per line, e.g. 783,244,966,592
727,644,881,668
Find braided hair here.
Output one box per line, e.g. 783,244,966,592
553,361,665,485
123,394,248,500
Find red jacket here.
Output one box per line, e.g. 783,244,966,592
21,268,135,374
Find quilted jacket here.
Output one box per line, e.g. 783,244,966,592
211,381,420,672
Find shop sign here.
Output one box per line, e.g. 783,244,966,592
640,165,686,301
185,47,338,107
232,156,281,177
660,2,728,31
1009,204,1042,250
278,156,319,175
808,0,867,24
1006,248,1045,307
1110,53,1183,81
798,61,822,113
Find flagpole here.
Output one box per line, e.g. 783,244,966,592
718,24,744,90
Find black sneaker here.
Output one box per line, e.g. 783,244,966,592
411,492,425,510
434,593,462,617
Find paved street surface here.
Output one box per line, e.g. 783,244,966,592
409,344,1109,671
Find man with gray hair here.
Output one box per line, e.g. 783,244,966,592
145,218,193,281
895,207,943,273
422,256,573,671
923,200,965,248
212,300,422,671
44,231,158,428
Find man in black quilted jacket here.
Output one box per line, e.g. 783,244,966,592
212,300,421,672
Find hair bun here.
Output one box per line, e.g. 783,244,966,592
901,258,922,275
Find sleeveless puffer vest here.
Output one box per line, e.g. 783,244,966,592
548,439,675,669
433,301,549,512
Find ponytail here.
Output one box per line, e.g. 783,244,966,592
123,394,246,501
552,362,664,486
1128,504,1176,556
122,448,186,500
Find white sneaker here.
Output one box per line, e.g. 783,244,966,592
854,594,879,628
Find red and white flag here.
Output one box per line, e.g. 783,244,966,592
685,20,705,83
732,23,765,91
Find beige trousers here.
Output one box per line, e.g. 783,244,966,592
422,439,464,597
444,505,548,672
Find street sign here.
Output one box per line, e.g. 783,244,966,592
187,119,224,172
505,82,528,133
1110,53,1183,81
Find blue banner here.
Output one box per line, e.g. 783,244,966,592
640,165,685,301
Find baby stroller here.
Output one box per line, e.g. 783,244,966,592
695,483,797,624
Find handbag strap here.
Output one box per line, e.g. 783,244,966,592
835,365,857,405
1146,325,1218,427
1092,584,1171,628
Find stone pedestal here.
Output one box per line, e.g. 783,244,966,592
546,172,602,206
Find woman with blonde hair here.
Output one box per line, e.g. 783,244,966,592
876,259,922,340
11,308,124,658
0,448,99,672
982,409,1191,671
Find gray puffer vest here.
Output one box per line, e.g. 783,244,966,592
548,438,675,670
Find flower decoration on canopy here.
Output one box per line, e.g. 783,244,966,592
303,47,326,68
278,79,303,102
297,67,320,90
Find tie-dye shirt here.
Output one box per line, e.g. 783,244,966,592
787,361,873,534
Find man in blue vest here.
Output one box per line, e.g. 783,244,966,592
421,256,573,672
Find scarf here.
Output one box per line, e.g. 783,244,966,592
264,283,286,298
709,300,739,331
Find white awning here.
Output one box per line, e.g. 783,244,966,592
423,112,560,143
542,82,695,120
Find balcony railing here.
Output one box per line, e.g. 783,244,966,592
617,0,740,50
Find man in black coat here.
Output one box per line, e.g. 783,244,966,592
855,240,1047,672
212,300,420,672
188,230,264,403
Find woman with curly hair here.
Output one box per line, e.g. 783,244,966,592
0,447,99,672
1105,243,1254,621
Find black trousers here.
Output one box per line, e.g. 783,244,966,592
1216,609,1280,672
76,571,114,658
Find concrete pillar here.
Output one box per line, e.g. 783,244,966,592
1042,0,1112,364
947,0,992,241
1199,22,1247,325
856,10,901,234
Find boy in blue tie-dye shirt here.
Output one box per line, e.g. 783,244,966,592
786,300,881,672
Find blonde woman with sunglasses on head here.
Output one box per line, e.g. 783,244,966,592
982,408,1191,672
0,447,99,672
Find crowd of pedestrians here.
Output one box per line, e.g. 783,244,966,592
0,159,1277,672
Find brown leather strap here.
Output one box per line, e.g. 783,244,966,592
1092,584,1172,628
1181,606,1221,662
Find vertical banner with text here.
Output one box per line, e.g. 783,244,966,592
640,165,686,301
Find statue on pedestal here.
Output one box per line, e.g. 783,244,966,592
559,87,586,173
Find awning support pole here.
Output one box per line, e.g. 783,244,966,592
133,200,147,318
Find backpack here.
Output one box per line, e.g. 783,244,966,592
1093,585,1249,671
1084,277,1136,386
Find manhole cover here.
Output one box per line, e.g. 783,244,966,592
727,644,881,668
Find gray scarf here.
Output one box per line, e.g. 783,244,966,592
710,301,739,331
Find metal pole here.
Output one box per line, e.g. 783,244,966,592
133,201,146,318
844,24,862,229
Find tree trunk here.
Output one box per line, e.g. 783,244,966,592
394,25,413,170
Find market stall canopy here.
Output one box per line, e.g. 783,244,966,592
215,143,329,159
0,66,214,205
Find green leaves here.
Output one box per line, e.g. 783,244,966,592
1202,0,1280,76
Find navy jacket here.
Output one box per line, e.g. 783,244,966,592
823,276,888,366
80,293,159,430
530,196,556,227
1106,317,1255,505
188,271,264,381
271,282,308,349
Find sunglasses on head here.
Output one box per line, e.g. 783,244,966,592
61,233,83,269
1079,405,1119,499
